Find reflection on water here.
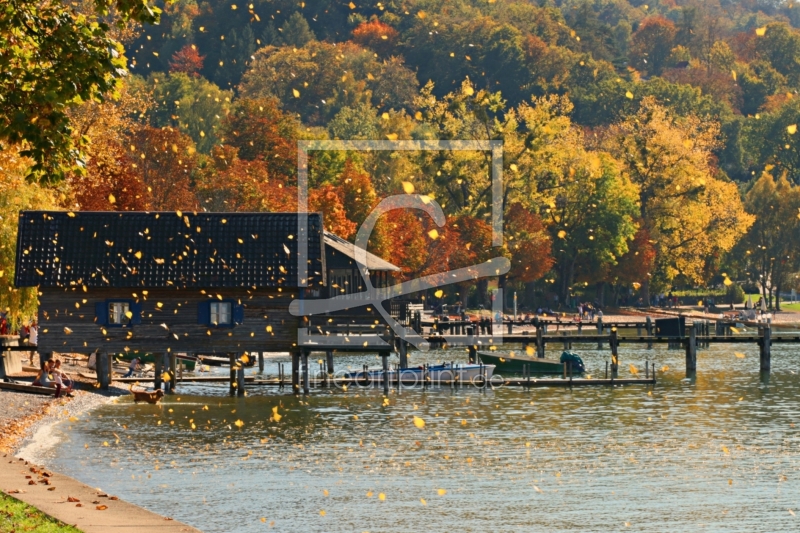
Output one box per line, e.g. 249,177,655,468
41,342,800,532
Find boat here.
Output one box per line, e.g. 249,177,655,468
110,352,197,371
344,363,494,383
478,351,585,375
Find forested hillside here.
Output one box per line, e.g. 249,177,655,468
4,0,800,323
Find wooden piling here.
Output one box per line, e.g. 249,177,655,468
167,352,177,394
597,317,604,350
97,352,110,390
610,328,618,375
326,350,335,379
229,353,237,396
291,351,300,394
760,326,771,372
467,326,477,364
507,321,513,335
237,363,245,397
381,351,390,395
398,339,409,368
154,352,163,391
258,351,265,372
646,316,653,349
536,326,545,358
301,350,310,395
685,325,697,374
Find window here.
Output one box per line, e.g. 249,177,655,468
210,302,232,326
108,301,131,324
96,299,140,326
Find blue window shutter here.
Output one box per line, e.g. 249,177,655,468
131,301,142,325
198,301,210,326
95,301,108,325
233,303,244,325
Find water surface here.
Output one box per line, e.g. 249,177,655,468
40,341,800,532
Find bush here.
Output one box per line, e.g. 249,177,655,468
726,283,745,304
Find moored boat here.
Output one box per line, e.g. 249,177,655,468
478,351,585,374
345,363,494,383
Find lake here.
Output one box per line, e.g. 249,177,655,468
35,341,800,532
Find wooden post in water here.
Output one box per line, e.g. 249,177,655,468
258,351,265,372
381,351,390,395
536,325,545,358
685,325,697,374
398,339,409,368
760,326,771,372
97,352,110,390
291,351,300,394
507,321,513,335
168,352,177,394
229,353,237,396
467,326,477,364
610,328,618,376
326,350,335,380
301,349,310,395
154,352,163,392
237,357,245,397
597,317,604,350
646,316,653,349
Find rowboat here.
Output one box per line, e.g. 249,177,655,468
478,351,585,375
345,363,494,383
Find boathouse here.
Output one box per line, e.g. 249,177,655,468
14,211,399,364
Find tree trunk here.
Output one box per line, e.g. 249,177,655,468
499,274,507,313
642,279,650,308
776,283,782,311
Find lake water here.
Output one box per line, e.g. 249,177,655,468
35,340,800,532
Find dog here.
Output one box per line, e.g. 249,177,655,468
129,384,165,404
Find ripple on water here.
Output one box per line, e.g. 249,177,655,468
39,343,800,532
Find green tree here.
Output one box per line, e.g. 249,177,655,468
282,12,316,47
142,72,233,152
0,0,162,181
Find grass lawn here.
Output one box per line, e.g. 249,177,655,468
777,302,800,312
0,492,81,533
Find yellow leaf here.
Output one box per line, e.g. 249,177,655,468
722,445,730,454
234,419,244,428
434,289,444,298
756,26,767,36
108,193,116,204
428,229,439,240
438,489,446,496
625,91,634,99
292,88,300,98
319,510,326,516
402,181,415,194
788,124,797,135
730,326,740,334
134,251,142,260
64,327,73,335
378,493,385,501
735,352,745,359
385,133,398,140
420,498,427,505
323,489,329,496
731,70,737,81
723,277,733,286
348,1,355,8
381,112,390,120
629,364,638,375
417,10,426,19
557,230,566,239
463,85,474,96
414,111,423,120
413,416,425,429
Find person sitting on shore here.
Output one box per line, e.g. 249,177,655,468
123,357,141,378
32,361,62,398
52,359,74,395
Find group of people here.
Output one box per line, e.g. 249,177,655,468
576,303,600,321
32,359,73,398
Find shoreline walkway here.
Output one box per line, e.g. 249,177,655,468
1,454,200,533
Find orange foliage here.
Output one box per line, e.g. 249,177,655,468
129,126,199,211
351,19,399,57
169,45,205,77
610,226,655,285
504,203,553,283
310,184,357,238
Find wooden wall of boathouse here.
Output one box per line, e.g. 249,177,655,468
36,287,300,356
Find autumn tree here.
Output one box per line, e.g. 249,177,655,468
605,97,753,300
169,44,205,77
630,17,677,75
352,19,399,57
0,0,162,181
737,173,800,310
128,126,200,211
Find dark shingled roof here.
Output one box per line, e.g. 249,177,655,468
14,211,325,289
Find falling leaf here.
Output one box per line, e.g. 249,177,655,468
234,419,244,428
756,26,767,36
434,289,444,298
348,1,355,8
413,416,425,429
722,446,730,454
378,493,386,501
293,88,301,98
319,510,326,516
625,91,634,99
323,489,329,497
735,352,746,359
417,10,426,19
437,489,446,496
629,364,638,375
428,229,439,240
108,193,116,204
463,85,474,96
723,277,732,286
420,498,427,505
64,327,73,335
731,70,737,81
557,230,566,239
96,505,108,510
134,251,142,259
402,181,415,194
272,406,282,422
730,326,740,334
